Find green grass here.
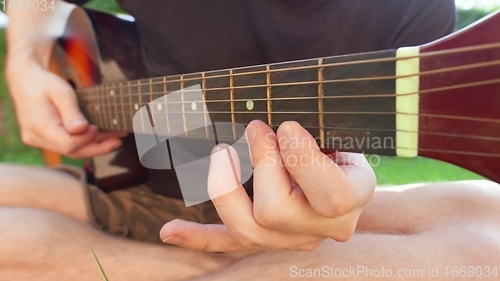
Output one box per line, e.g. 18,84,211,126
91,246,110,281
0,7,494,184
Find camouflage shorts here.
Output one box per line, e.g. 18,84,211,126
59,166,222,244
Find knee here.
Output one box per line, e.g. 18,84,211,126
0,207,92,265
0,164,35,206
0,208,57,264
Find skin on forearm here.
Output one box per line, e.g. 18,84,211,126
5,0,75,68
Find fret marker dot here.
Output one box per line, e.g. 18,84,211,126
157,103,162,111
191,102,197,111
134,104,139,111
113,119,117,125
246,100,255,111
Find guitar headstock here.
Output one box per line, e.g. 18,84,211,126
417,11,500,182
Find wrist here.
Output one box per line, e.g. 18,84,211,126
7,40,54,68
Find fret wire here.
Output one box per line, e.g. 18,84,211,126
128,81,134,133
78,58,500,98
119,82,127,131
138,80,146,134
101,85,108,130
96,86,103,129
106,84,114,130
101,85,107,130
163,76,171,136
113,84,119,130
318,58,325,149
266,65,272,127
108,84,113,129
202,72,209,139
180,75,188,137
229,69,237,141
149,78,156,131
91,87,97,128
76,42,500,94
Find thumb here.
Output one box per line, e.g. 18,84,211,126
159,219,241,252
46,73,89,134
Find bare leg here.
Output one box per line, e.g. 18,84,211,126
0,164,234,280
0,164,90,221
194,181,500,281
0,207,232,281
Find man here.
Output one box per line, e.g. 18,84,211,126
2,0,500,280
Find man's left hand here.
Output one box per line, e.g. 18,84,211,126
160,120,376,252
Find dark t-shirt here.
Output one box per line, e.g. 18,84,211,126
70,0,456,77
67,0,456,196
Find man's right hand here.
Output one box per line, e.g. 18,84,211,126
6,57,127,158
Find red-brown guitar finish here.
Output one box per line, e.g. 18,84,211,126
419,13,500,182
49,8,148,190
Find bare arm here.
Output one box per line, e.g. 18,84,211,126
6,1,73,68
5,2,126,158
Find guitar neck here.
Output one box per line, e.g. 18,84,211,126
58,8,500,184
77,49,406,156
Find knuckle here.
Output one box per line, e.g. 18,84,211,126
254,205,282,228
330,221,357,243
317,189,355,218
20,131,36,146
59,143,77,155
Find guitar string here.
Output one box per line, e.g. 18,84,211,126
108,128,500,158
75,42,500,156
80,77,500,109
108,118,500,158
88,110,500,125
77,59,500,97
79,78,500,125
92,115,500,156
93,115,500,143
77,42,500,93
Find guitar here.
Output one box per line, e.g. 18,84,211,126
47,7,500,195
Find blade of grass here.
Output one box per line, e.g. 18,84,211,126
91,246,110,281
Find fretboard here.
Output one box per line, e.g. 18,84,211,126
76,49,400,155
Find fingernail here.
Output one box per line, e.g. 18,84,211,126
245,122,258,144
71,118,88,127
162,236,183,245
245,123,258,167
280,122,294,138
210,144,230,165
278,122,296,150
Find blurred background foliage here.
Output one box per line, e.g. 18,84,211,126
0,1,498,184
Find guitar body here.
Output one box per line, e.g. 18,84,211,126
49,7,148,190
49,7,500,192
